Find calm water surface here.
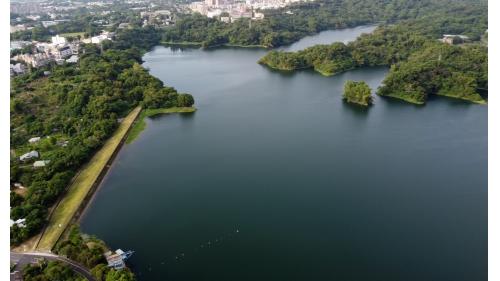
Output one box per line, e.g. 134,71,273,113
80,26,487,281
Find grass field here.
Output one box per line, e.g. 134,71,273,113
36,107,142,251
126,107,196,144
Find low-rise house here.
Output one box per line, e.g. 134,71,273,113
42,21,58,28
33,160,50,168
66,55,79,63
10,218,26,228
26,15,41,21
10,24,26,33
441,34,470,45
105,249,134,270
51,35,67,45
253,12,264,20
118,23,130,29
10,63,26,76
16,53,51,68
10,41,31,50
207,9,222,18
91,34,110,44
28,137,41,143
70,43,80,55
20,151,39,161
53,45,72,59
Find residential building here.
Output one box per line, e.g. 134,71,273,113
10,63,26,76
441,34,470,45
51,35,67,45
53,46,73,59
42,21,58,28
66,55,79,63
10,41,31,50
33,160,50,168
10,25,26,33
10,218,26,228
28,137,41,143
20,151,39,161
105,249,134,270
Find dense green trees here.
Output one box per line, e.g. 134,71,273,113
378,44,487,104
22,260,86,281
259,6,487,104
53,225,136,281
162,0,487,48
55,226,107,269
10,42,194,245
343,81,372,106
259,42,356,75
19,225,137,281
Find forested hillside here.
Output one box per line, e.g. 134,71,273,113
10,39,194,245
258,4,487,104
162,0,487,48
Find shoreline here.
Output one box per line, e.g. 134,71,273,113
126,107,197,144
161,41,268,49
160,24,380,51
35,107,143,251
78,107,197,224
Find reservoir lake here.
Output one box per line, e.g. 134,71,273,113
80,25,487,281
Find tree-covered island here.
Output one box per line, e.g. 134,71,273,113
343,81,373,106
258,1,487,104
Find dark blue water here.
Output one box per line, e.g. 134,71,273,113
80,26,487,281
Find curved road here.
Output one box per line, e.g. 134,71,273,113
10,252,96,281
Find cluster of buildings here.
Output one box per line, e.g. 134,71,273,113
140,10,175,27
189,0,262,22
188,0,306,21
13,35,79,68
81,30,115,44
11,30,114,71
19,150,50,168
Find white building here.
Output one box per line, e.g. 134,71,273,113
20,151,39,161
42,21,58,28
207,9,222,18
28,137,41,143
10,63,26,76
66,55,79,63
33,160,50,168
10,41,31,50
51,35,67,45
10,218,26,228
91,34,110,44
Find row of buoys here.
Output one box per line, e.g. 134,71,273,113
137,228,241,275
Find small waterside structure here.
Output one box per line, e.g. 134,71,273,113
104,249,134,270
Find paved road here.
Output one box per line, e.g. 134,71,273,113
10,252,96,281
